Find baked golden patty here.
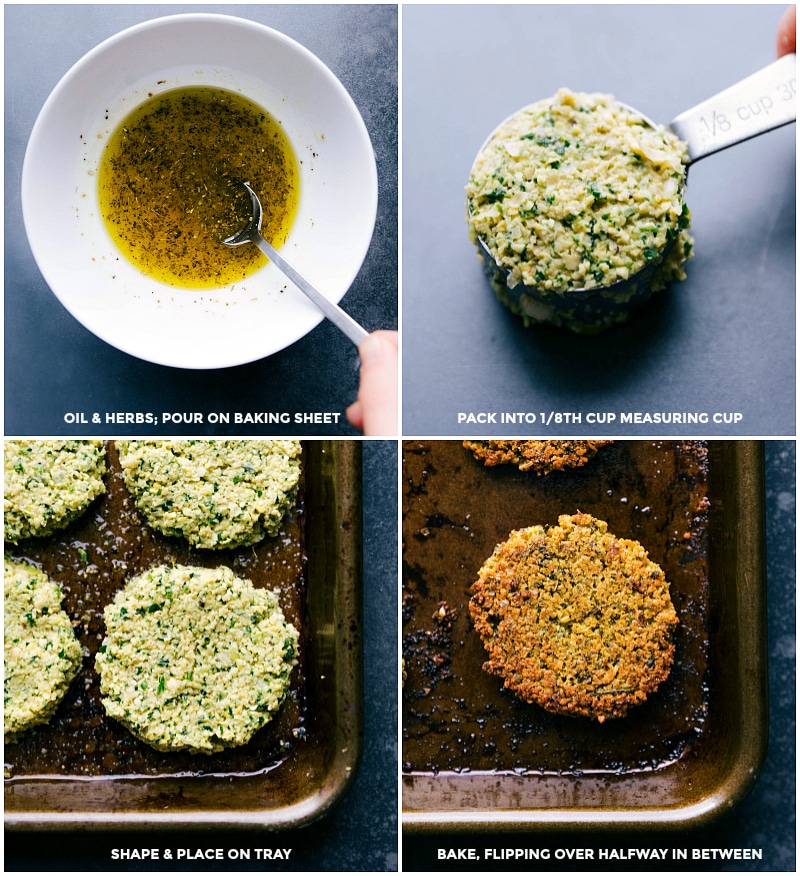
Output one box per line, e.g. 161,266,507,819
470,513,677,721
463,440,612,474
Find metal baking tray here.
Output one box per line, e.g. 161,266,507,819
402,440,767,830
5,439,362,830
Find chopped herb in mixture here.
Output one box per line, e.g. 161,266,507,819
466,88,693,329
96,564,298,753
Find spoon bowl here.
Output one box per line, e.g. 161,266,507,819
224,182,368,346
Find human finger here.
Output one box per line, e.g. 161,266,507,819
777,5,796,56
346,331,398,436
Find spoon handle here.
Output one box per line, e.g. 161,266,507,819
253,233,368,347
670,54,796,164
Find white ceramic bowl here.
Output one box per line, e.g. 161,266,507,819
22,13,378,369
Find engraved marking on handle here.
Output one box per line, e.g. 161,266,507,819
670,55,796,163
697,75,796,143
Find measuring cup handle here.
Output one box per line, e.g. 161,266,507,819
670,54,796,163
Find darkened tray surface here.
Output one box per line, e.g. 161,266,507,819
402,440,766,829
5,440,362,829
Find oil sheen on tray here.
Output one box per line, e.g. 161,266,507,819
402,440,709,775
4,441,306,779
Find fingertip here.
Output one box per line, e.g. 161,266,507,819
358,332,389,366
346,400,364,431
353,330,398,435
777,5,796,56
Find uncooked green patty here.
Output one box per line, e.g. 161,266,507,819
96,564,299,753
470,513,678,722
466,88,693,331
4,558,82,740
4,440,107,543
464,440,613,474
117,440,301,549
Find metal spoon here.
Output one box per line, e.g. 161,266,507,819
475,54,796,325
224,181,368,346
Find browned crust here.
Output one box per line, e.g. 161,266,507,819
463,440,613,474
469,513,677,722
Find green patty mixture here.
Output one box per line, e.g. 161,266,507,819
4,558,83,740
96,564,299,753
467,89,693,328
117,440,301,550
4,440,107,543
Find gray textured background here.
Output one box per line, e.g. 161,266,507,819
402,4,795,437
4,4,397,436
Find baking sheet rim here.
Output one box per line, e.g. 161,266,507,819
401,440,768,832
4,439,364,831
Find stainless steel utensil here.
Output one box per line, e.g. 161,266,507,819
224,181,368,346
476,54,796,320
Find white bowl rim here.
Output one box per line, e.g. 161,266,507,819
21,12,379,369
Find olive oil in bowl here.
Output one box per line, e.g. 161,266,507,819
98,86,299,289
